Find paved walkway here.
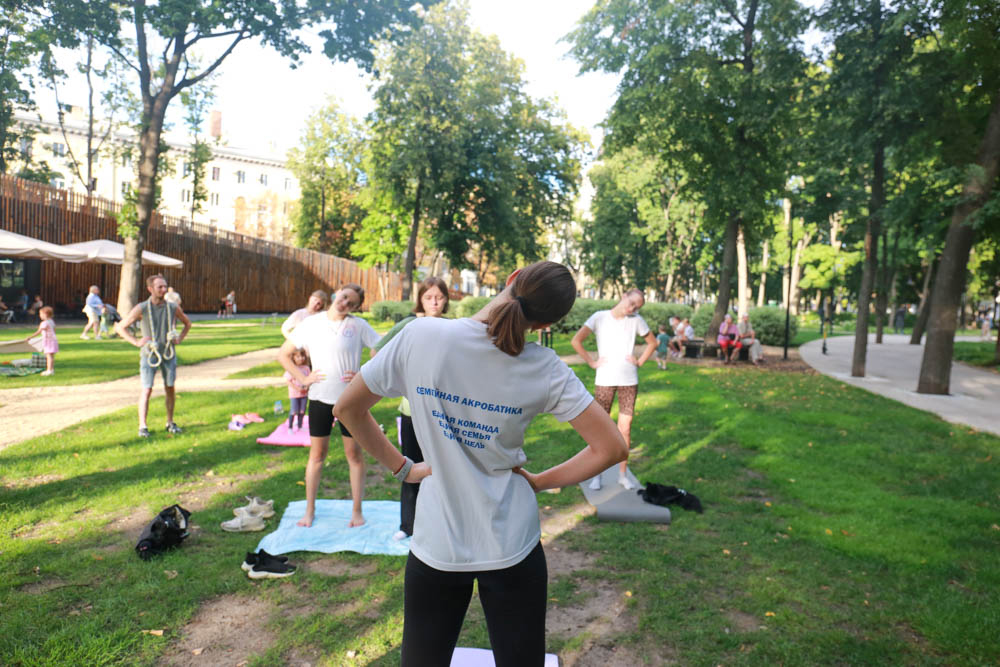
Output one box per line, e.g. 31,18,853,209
799,334,1000,438
0,347,284,451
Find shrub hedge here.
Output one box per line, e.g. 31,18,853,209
370,300,414,323
749,306,799,345
454,296,491,318
692,303,716,337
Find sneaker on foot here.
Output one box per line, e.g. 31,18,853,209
80,334,89,340
618,476,637,491
392,530,409,541
138,426,150,438
40,369,54,376
234,496,275,519
165,422,183,434
221,508,267,532
588,476,602,491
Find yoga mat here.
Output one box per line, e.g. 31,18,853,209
256,417,311,447
579,466,671,524
255,499,409,556
451,647,559,666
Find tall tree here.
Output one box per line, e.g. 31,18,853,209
917,0,1000,393
364,2,584,298
179,78,214,224
816,0,930,376
571,0,809,343
62,0,435,313
286,99,367,257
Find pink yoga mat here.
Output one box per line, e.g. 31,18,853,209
256,417,311,447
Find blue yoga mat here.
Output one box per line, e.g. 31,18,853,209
255,499,410,557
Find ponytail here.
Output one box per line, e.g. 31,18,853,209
486,261,577,356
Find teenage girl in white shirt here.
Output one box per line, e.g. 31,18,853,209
335,261,628,666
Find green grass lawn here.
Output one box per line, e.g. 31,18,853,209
2,357,998,665
0,320,288,389
953,341,999,371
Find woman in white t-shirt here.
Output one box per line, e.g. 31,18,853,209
335,261,627,666
571,288,658,491
278,283,381,528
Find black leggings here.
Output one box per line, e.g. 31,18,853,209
398,415,423,536
401,542,547,666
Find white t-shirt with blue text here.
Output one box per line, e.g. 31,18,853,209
361,317,593,572
583,309,650,387
290,313,380,404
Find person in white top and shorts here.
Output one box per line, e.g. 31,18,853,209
278,283,380,528
335,261,627,666
571,288,658,490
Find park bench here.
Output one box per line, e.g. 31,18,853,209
684,339,704,358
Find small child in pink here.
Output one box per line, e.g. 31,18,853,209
283,348,310,432
28,306,58,376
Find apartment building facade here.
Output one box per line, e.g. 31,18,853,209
16,107,300,242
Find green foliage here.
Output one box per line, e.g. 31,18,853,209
370,300,413,323
453,296,490,319
361,3,586,289
639,302,693,333
691,303,715,338
550,299,616,335
749,306,799,346
287,99,368,257
179,80,215,221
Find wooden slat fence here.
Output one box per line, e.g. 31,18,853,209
0,173,401,312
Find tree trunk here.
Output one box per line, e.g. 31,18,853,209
789,229,811,316
851,140,885,377
402,174,424,301
910,257,935,344
737,223,749,316
707,215,740,344
918,90,1000,394
757,238,769,307
117,93,168,314
875,227,888,343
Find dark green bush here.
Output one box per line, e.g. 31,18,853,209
370,300,414,323
692,303,716,337
551,298,618,334
454,296,491,318
749,306,798,345
640,303,693,334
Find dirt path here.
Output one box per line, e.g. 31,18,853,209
0,347,283,451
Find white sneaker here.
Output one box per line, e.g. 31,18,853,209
392,530,408,541
221,507,267,532
80,334,89,340
40,370,53,376
618,476,637,491
234,496,275,519
588,476,602,491
95,334,102,340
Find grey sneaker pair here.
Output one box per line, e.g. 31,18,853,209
138,423,182,437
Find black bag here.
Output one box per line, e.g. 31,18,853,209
135,504,192,560
638,483,704,513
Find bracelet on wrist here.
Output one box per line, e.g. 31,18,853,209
393,456,414,482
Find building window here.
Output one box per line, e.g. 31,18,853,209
284,178,291,190
181,189,192,203
52,142,66,157
257,204,267,216
19,137,32,159
121,181,130,196
282,202,288,214
209,192,219,206
236,170,246,184
121,153,131,167
51,177,65,189
259,173,268,186
211,166,220,181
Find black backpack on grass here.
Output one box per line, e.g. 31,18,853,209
135,504,191,560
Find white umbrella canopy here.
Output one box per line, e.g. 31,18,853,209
0,229,89,262
62,239,183,268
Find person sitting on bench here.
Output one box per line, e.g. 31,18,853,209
717,314,742,363
669,317,694,358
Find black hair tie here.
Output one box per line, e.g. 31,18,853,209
515,295,536,321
